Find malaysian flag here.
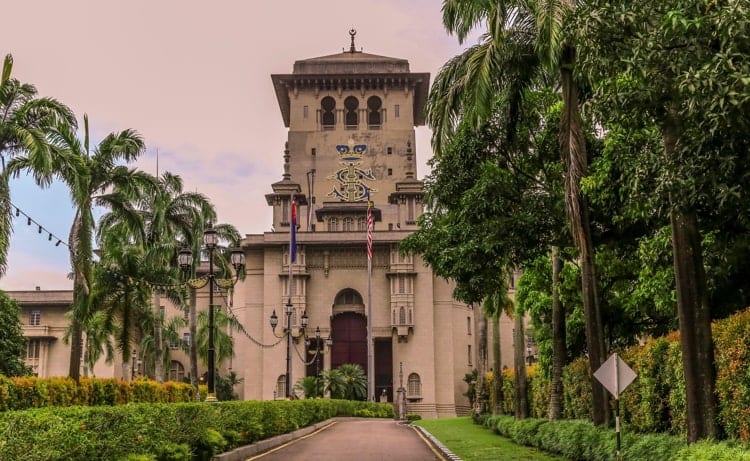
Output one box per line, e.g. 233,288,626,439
366,197,373,261
290,195,297,263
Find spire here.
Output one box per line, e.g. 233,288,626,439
349,29,357,53
282,142,291,181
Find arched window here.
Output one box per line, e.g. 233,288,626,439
168,360,185,382
344,96,359,128
367,96,382,127
343,217,354,231
407,373,421,397
399,306,406,324
321,97,336,128
357,216,366,231
276,375,287,399
335,289,363,306
328,217,338,232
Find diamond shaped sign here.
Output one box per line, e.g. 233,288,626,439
593,353,637,399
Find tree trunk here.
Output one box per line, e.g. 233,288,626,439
189,288,200,401
475,312,488,416
549,246,566,420
492,311,504,414
559,45,609,425
513,312,528,419
153,292,164,382
664,114,719,442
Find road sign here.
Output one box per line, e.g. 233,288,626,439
593,353,637,461
594,353,637,398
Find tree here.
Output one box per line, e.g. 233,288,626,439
575,0,750,440
8,115,148,381
0,53,76,276
0,291,31,376
436,0,610,424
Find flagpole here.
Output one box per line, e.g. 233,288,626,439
286,193,296,398
367,198,374,401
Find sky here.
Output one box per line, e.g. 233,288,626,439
0,0,477,291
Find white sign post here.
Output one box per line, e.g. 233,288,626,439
594,353,637,461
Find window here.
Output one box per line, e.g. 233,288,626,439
282,199,289,224
168,361,185,382
335,289,363,305
407,198,415,222
357,216,366,231
328,217,338,232
311,147,316,156
387,147,392,155
29,310,41,326
321,96,336,128
398,275,405,294
467,316,472,335
387,168,392,176
27,339,41,359
399,306,406,324
468,345,473,365
343,217,354,231
183,332,191,346
394,104,400,118
344,96,359,128
303,105,309,119
276,375,287,398
169,337,179,349
367,96,382,127
407,373,421,397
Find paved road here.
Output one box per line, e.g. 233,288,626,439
246,418,445,461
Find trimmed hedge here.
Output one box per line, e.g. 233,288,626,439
499,307,750,441
483,415,750,461
0,399,394,461
0,377,194,410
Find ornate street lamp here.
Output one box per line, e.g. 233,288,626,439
270,299,309,398
178,223,245,402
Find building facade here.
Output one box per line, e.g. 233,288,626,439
6,38,544,418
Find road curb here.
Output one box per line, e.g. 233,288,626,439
412,424,462,461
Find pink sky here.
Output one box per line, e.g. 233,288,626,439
0,0,476,291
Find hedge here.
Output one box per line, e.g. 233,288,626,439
0,399,394,461
0,377,194,410
483,415,750,461
498,307,750,442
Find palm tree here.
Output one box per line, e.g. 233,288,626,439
138,172,215,383
0,53,76,276
196,307,245,371
549,246,566,419
8,114,149,381
335,364,368,401
433,0,609,424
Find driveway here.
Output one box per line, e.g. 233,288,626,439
245,418,446,461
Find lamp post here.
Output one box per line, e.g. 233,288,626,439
178,223,245,402
131,350,137,380
270,300,308,398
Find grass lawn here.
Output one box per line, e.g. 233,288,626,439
415,416,564,461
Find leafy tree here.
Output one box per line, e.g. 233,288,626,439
0,291,31,376
294,375,324,399
0,54,76,276
575,0,750,440
436,0,610,423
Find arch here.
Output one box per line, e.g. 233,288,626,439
344,96,359,127
407,373,421,398
328,217,338,232
168,360,185,382
357,216,366,231
334,288,363,306
342,217,354,231
367,96,382,127
276,375,286,399
321,96,336,128
399,306,406,324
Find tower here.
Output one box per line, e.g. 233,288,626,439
233,32,475,417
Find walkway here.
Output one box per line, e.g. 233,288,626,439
245,418,446,461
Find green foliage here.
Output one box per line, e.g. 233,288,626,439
154,443,190,461
0,376,193,410
324,364,367,400
405,413,422,422
294,375,323,399
0,292,32,376
0,399,393,460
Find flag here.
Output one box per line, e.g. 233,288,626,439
290,195,297,263
367,199,373,261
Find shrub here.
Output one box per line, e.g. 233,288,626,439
405,413,422,422
154,443,191,461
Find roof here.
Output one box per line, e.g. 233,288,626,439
271,49,430,127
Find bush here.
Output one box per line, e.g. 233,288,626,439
405,413,422,422
0,399,393,460
154,443,191,461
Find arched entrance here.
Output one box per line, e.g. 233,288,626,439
330,312,367,373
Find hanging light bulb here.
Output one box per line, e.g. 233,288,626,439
38,225,42,234
15,208,19,217
27,217,31,225
48,233,52,241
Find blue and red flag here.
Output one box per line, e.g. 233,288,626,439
290,195,297,263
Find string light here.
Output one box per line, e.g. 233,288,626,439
11,201,69,249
